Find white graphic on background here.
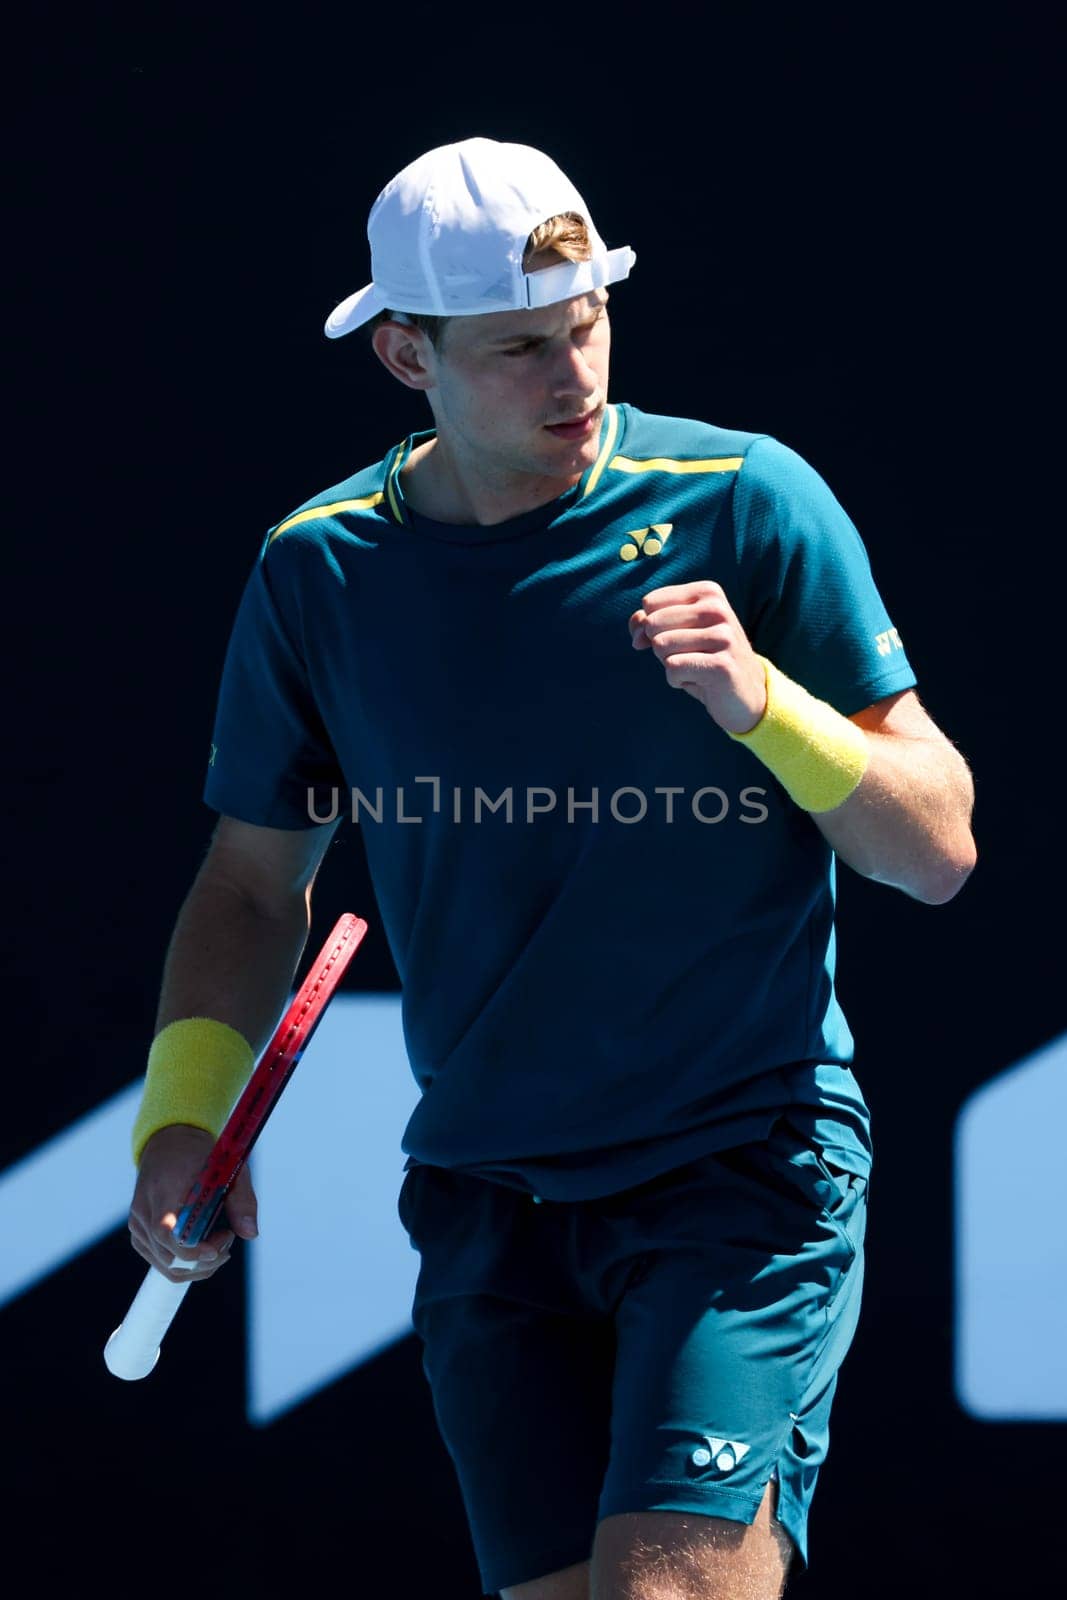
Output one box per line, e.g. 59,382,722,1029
10,1004,1064,1426
955,1028,1067,1419
246,995,420,1422
0,994,420,1425
0,1088,146,1306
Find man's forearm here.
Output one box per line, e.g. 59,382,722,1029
812,732,976,904
154,872,312,1054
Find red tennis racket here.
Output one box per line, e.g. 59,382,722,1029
104,912,368,1380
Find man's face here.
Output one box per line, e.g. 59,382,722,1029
424,276,612,483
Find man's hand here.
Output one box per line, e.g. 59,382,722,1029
629,580,768,734
128,1125,259,1283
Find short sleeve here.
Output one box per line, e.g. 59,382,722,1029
203,540,343,828
732,436,917,715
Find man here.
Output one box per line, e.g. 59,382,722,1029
125,138,976,1600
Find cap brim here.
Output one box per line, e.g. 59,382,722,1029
324,282,389,339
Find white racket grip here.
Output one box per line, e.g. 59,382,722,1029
104,1266,192,1380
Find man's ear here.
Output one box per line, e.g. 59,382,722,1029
370,321,437,391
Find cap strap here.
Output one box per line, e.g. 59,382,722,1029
524,246,636,308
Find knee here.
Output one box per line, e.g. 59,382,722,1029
591,1484,793,1600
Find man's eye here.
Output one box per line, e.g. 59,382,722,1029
501,315,603,356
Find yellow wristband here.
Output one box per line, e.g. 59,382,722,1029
728,656,870,813
131,1018,255,1167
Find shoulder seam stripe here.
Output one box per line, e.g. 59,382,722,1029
582,404,620,498
385,438,410,524
269,494,385,541
608,455,744,475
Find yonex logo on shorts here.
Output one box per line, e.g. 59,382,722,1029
690,1436,752,1474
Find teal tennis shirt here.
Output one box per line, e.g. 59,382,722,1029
204,403,917,1200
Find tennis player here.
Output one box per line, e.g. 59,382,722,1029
125,138,976,1599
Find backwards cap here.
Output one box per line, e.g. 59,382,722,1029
324,136,635,338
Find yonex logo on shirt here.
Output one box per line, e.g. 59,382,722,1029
690,1437,752,1474
619,523,673,561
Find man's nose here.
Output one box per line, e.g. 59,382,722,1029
551,341,600,396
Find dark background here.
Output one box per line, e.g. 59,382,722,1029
6,5,1061,1594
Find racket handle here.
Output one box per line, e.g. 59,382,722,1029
104,1266,193,1380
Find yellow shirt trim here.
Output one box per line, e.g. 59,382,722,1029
608,455,744,475
581,405,620,498
269,494,384,542
384,438,413,524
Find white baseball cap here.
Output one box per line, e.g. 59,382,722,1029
324,136,636,339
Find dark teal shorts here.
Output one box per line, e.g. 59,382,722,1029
397,1117,868,1597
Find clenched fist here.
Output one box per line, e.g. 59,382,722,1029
629,580,768,734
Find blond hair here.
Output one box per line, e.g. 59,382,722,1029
363,211,593,353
